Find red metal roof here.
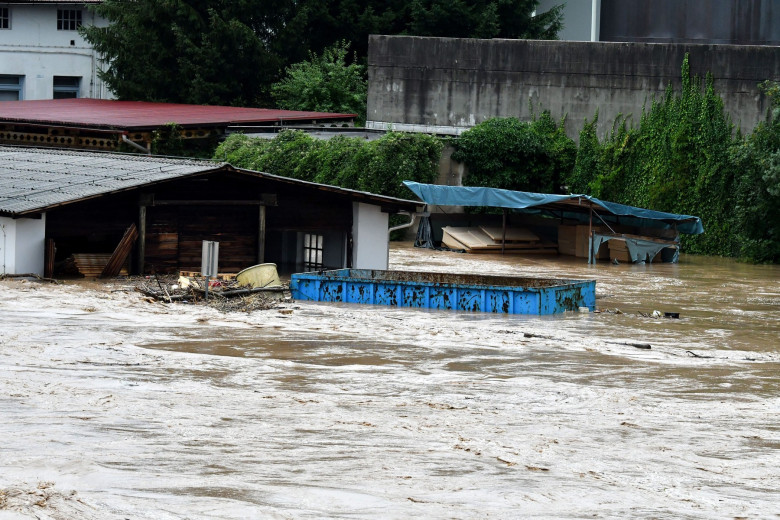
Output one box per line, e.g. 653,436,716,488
0,99,356,130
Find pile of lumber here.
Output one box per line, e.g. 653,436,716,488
72,254,128,278
607,234,678,263
441,226,557,254
558,224,610,260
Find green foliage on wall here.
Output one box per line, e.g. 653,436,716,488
215,130,443,200
451,113,576,193
565,56,779,262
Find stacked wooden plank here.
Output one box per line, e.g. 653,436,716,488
441,226,557,254
101,223,138,278
607,239,632,262
72,254,128,278
607,234,678,263
557,224,612,260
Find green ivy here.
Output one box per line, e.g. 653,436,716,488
564,56,778,262
214,130,442,199
451,113,575,193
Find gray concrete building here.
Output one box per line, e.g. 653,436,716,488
537,0,779,45
366,35,780,139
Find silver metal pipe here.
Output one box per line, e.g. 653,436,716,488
121,134,150,155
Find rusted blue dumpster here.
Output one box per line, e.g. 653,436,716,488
290,269,595,315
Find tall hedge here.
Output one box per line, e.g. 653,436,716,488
451,112,576,193
215,130,443,200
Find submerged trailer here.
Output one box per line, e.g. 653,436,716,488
290,269,596,315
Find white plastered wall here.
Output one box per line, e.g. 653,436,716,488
352,202,389,270
0,214,46,275
0,5,111,99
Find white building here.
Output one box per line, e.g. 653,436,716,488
0,0,110,101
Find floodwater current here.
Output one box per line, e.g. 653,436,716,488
0,243,778,519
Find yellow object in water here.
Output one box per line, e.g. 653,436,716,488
236,263,282,288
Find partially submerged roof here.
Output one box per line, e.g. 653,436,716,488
0,146,420,217
403,181,704,235
0,99,356,131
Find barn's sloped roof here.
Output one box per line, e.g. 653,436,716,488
0,147,226,215
0,146,420,216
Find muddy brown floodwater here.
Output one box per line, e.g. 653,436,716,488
1,242,778,519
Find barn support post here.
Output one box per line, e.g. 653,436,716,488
137,193,153,274
258,205,266,264
588,203,594,264
502,209,508,255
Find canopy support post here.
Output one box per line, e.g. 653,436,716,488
588,204,594,264
502,209,507,255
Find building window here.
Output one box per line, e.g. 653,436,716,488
0,75,23,101
0,8,9,29
303,233,324,271
53,76,81,99
57,9,81,30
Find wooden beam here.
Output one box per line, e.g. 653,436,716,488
44,239,55,279
101,223,138,278
137,205,146,274
502,209,507,256
258,205,266,263
153,200,266,206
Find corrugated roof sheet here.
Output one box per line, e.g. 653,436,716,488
0,146,421,216
0,99,356,130
0,146,224,215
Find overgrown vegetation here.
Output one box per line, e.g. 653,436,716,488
565,56,779,262
83,1,562,109
271,42,367,124
215,131,442,200
451,112,576,193
214,56,778,262
448,57,778,262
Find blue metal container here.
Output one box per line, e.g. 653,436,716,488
290,269,596,315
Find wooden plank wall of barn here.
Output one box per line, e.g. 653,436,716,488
45,172,356,275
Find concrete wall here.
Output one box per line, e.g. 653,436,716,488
0,4,111,100
0,215,46,275
367,35,780,139
352,202,389,270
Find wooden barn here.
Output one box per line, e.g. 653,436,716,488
0,146,419,277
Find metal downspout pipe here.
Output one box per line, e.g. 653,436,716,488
121,134,151,155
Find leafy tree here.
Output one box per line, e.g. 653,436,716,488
407,0,563,40
84,1,562,107
730,81,780,262
276,0,562,65
271,42,367,124
82,1,288,106
451,115,575,193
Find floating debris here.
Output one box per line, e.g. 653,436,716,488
132,273,288,312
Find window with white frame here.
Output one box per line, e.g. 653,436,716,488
0,75,23,101
0,8,9,29
57,9,81,30
303,233,324,271
53,76,81,99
